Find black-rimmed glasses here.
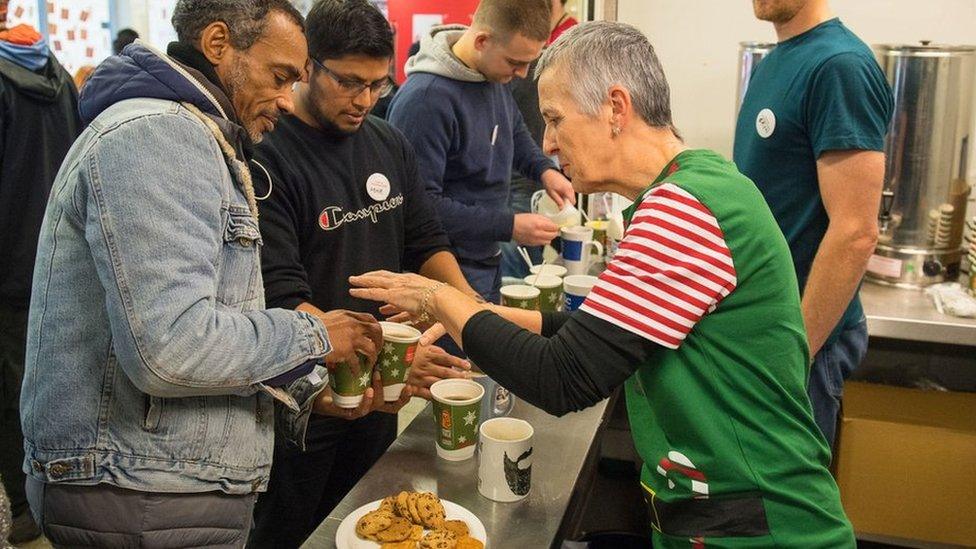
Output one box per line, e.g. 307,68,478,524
311,57,394,98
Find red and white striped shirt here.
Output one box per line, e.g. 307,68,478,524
580,183,738,349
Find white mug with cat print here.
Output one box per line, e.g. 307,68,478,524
478,417,534,502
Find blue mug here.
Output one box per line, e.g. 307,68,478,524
469,372,515,419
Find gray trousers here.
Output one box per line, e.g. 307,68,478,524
27,477,255,548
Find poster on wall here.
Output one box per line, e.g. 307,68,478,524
46,0,112,75
411,14,442,43
147,0,178,49
291,1,386,18
5,0,40,30
369,1,388,18
291,0,313,16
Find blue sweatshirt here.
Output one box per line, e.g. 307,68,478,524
387,25,554,262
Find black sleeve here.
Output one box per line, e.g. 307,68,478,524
462,310,660,416
399,135,452,273
541,311,573,337
254,143,312,310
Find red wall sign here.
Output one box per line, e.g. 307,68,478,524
386,0,480,84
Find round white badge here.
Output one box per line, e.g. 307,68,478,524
756,108,776,139
365,173,391,201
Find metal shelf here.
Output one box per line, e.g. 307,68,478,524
861,279,976,347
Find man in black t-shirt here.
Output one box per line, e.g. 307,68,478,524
248,1,477,546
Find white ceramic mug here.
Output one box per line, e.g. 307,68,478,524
560,226,604,276
531,190,581,228
478,417,534,502
563,274,599,311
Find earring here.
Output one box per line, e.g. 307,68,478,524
611,126,621,137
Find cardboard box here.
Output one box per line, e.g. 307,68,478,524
835,382,976,547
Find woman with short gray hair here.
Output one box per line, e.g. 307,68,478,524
350,21,856,547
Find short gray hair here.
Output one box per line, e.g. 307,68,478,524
172,0,304,51
536,21,677,133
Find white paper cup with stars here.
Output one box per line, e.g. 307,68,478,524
500,284,541,310
378,322,422,401
523,274,564,313
430,379,485,461
328,354,370,409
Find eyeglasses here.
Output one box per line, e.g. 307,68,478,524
311,57,394,98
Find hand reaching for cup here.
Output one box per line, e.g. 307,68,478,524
348,271,442,317
541,168,576,209
513,213,559,246
408,345,471,399
299,305,383,375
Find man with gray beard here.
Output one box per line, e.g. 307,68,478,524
20,1,382,545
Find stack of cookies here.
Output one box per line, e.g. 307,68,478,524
355,491,484,549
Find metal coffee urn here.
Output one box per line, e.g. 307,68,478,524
869,43,976,287
735,42,776,115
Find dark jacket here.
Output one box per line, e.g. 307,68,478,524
0,52,81,309
387,25,554,262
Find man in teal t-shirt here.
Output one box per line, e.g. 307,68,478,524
733,0,893,449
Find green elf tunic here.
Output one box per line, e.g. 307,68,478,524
579,149,854,548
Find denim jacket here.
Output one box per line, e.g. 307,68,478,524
20,42,331,495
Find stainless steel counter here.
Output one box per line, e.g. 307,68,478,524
861,279,976,346
302,398,610,549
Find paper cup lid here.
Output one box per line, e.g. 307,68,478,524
430,379,484,405
564,275,599,294
379,321,422,343
501,284,541,298
523,274,562,288
530,264,568,277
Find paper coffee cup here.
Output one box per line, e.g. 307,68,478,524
500,284,541,310
563,274,599,311
329,354,370,409
431,379,485,461
478,417,534,502
586,220,609,253
378,322,421,401
529,264,568,278
523,274,563,313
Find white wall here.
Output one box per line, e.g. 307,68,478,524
617,0,976,158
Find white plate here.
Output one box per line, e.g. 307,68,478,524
335,498,488,549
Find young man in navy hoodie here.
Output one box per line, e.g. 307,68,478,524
388,0,575,303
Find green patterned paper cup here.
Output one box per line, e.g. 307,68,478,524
586,220,609,256
500,284,541,310
329,354,370,409
529,264,568,278
378,322,422,401
430,379,485,461
524,274,564,313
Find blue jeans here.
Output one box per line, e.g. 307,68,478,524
808,318,868,451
